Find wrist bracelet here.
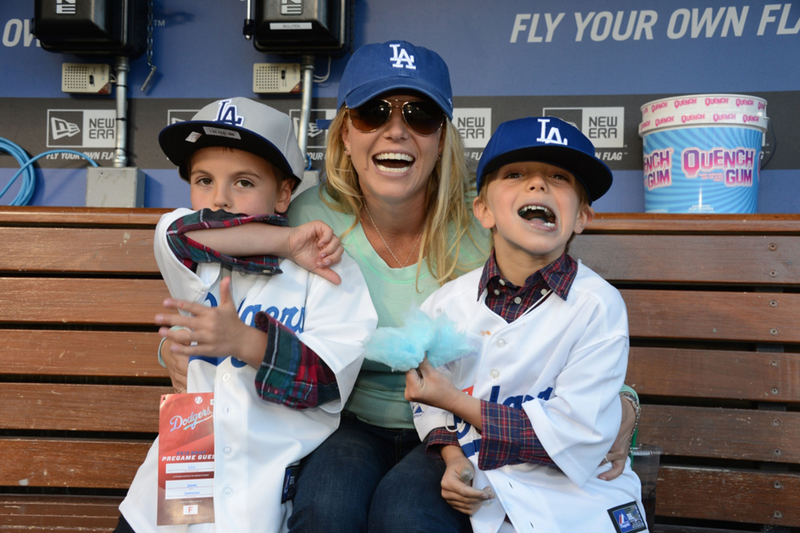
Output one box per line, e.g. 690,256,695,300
620,390,641,448
157,336,168,367
157,325,189,368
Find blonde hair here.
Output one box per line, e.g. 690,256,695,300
320,108,483,286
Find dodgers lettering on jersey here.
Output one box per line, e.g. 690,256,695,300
455,384,553,458
202,292,305,333
200,290,305,369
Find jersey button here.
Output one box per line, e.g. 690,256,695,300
224,487,233,496
223,445,232,455
222,373,231,382
490,369,500,380
497,338,506,347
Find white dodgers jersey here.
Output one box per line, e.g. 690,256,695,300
120,208,378,533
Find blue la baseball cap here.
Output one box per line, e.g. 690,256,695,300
476,117,613,204
337,40,453,119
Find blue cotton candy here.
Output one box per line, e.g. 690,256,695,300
427,314,478,368
362,306,476,372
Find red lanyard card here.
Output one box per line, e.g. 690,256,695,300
157,392,215,525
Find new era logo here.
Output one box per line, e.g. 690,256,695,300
50,117,80,140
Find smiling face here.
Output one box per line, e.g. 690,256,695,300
188,146,292,216
473,161,594,279
341,92,444,209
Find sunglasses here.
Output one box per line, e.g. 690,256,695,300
348,98,446,136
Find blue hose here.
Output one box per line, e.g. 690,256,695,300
0,137,99,206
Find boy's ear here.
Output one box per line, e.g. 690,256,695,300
572,204,595,235
473,195,496,231
275,178,293,213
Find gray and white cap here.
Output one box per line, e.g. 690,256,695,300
159,97,305,188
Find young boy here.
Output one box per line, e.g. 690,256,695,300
118,98,378,533
405,117,646,532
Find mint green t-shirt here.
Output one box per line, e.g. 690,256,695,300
288,186,490,429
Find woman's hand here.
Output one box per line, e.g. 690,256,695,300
598,394,637,481
440,445,494,515
160,337,188,392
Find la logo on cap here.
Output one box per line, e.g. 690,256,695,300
389,43,416,70
215,99,245,127
536,118,568,146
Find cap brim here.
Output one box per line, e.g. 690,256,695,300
159,120,302,185
342,77,453,119
480,146,613,204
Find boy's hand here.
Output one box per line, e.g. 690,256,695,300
440,445,495,515
287,220,344,285
155,278,267,368
404,359,460,409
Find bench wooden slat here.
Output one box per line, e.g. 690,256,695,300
658,466,800,526
0,438,150,489
0,228,159,274
0,383,168,432
627,347,800,402
640,405,800,463
1,330,167,378
0,278,170,324
0,495,120,530
589,213,800,234
572,234,800,284
653,524,742,533
622,289,800,343
0,206,165,227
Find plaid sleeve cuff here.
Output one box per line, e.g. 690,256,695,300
166,208,286,274
425,427,460,462
253,312,339,409
478,401,555,471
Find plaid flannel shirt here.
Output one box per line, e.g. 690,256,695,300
165,208,339,408
166,208,285,274
426,252,578,470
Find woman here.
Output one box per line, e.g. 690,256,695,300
284,40,487,533
161,40,637,533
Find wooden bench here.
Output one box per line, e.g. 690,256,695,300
572,214,800,533
1,207,798,532
0,206,171,531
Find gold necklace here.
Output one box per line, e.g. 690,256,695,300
365,205,422,268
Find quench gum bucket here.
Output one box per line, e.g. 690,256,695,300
639,94,768,213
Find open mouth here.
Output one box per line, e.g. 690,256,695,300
518,204,556,228
374,153,414,173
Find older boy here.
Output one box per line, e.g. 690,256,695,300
118,98,378,533
406,117,646,532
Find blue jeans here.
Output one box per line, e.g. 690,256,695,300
287,412,471,533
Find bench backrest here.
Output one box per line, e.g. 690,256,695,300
0,207,170,494
2,208,798,531
572,214,800,530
